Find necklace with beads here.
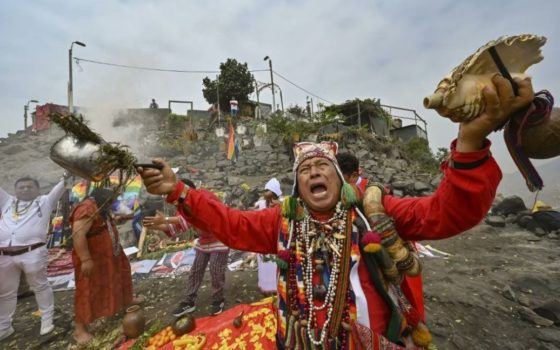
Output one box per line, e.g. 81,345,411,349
11,199,35,220
299,202,348,346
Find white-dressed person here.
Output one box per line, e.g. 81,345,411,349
253,177,283,210
0,174,68,340
254,177,283,293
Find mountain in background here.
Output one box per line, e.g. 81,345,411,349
499,157,560,209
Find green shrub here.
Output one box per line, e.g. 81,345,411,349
402,137,439,173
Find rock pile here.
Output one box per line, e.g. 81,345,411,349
487,195,560,239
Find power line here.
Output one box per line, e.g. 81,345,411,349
272,70,334,104
74,57,269,74
73,56,334,105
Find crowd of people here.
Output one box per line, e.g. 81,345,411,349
0,75,541,348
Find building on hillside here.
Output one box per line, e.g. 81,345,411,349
33,103,69,132
326,99,428,143
380,104,428,142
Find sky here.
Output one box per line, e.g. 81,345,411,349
0,0,558,174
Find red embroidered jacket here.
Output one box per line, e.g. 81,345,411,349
177,140,501,335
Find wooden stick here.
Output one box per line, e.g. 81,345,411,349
137,226,148,258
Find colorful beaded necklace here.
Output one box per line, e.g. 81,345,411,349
301,202,347,346
278,198,356,349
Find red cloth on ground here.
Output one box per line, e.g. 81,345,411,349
178,139,501,338
47,249,74,277
70,199,133,325
117,299,278,350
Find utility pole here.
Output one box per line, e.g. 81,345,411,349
357,102,361,128
310,98,314,116
263,56,276,113
68,41,86,112
216,75,221,124
254,79,261,120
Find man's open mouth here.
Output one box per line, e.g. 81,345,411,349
310,184,327,195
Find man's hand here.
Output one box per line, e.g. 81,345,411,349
457,75,534,152
142,211,168,231
60,170,71,185
136,159,178,196
81,259,94,277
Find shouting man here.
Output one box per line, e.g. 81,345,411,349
138,76,533,349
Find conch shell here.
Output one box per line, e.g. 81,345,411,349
424,34,546,122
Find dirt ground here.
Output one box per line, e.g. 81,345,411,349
2,223,560,350
423,224,560,350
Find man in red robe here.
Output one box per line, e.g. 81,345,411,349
138,75,533,349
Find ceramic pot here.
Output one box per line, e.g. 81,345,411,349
122,305,145,338
49,135,114,181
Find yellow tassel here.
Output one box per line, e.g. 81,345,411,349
401,318,408,333
363,243,382,253
412,322,432,347
281,196,291,217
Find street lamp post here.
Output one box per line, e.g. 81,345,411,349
24,99,39,130
263,56,276,113
68,41,86,112
254,79,261,120
216,75,221,125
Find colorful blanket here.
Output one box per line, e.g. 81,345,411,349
47,248,74,277
119,298,277,350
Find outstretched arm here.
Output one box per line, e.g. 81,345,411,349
180,188,281,253
384,140,500,240
137,161,281,253
385,75,534,241
45,175,69,209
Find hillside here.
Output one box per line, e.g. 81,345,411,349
0,112,439,202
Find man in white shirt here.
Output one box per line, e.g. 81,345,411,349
0,175,67,340
229,97,239,118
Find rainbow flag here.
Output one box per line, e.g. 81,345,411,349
226,120,238,162
70,175,143,213
51,216,64,233
70,181,89,204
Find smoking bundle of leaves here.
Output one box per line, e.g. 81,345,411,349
49,112,138,191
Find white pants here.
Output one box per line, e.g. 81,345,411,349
0,246,54,332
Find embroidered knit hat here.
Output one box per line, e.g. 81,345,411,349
291,141,346,196
292,141,338,171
